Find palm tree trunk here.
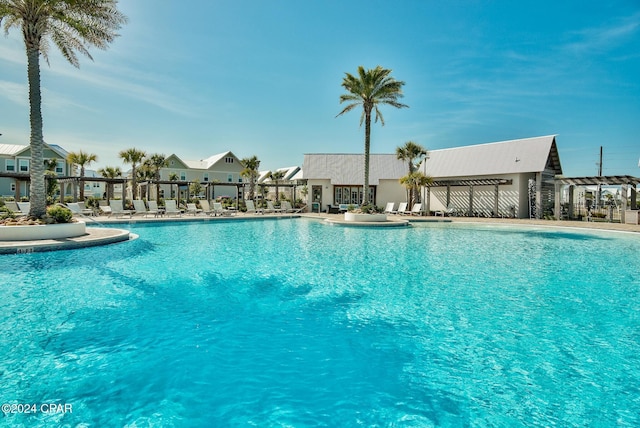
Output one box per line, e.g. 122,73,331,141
27,47,47,218
363,110,371,205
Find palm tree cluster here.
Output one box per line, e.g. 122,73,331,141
396,141,430,208
0,0,127,218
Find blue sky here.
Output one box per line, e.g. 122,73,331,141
1,0,639,176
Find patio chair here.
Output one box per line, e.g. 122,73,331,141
67,202,94,217
410,203,423,216
435,204,455,217
16,202,30,214
281,201,302,213
164,200,182,217
213,202,235,216
186,203,202,216
109,199,133,218
245,200,263,214
266,201,283,214
197,200,213,216
394,202,408,215
4,201,26,217
146,200,161,217
384,202,396,214
132,200,155,217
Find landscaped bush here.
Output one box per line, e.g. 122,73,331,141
45,205,74,224
0,206,15,221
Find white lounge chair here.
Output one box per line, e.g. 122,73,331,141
280,201,302,213
266,201,283,214
132,200,157,217
186,203,202,216
213,202,235,216
435,204,455,217
394,202,408,215
16,201,30,214
410,203,423,216
164,200,182,217
198,200,215,216
245,200,263,214
110,199,133,218
4,201,26,217
146,200,161,217
67,202,93,217
384,202,396,214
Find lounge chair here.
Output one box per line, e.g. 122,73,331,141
4,201,25,217
186,203,202,216
110,199,133,218
280,201,302,213
410,203,423,216
146,200,161,217
132,200,156,217
198,200,215,216
384,202,396,214
245,200,263,214
67,202,93,217
77,201,95,216
213,202,235,216
266,201,283,214
435,204,455,217
164,200,182,217
16,202,30,214
394,202,408,215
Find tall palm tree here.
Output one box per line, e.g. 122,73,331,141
396,141,428,208
268,170,286,203
337,65,408,206
97,166,121,202
67,150,97,201
0,0,127,218
240,155,260,201
144,154,167,203
119,148,146,201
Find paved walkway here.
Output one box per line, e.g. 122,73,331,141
1,212,638,254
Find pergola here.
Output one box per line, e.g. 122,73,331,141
423,178,513,216
554,175,639,222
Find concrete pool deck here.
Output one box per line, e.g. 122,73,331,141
1,212,638,254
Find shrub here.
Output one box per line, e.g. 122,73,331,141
45,205,74,224
0,206,15,221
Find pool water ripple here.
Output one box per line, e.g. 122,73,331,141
1,220,639,426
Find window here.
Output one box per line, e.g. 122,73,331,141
5,159,15,172
19,159,29,172
334,185,376,205
203,173,209,182
227,174,233,182
225,157,234,164
10,183,16,192
180,171,186,181
56,161,64,174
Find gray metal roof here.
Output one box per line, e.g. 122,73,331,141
0,144,26,156
422,135,561,178
303,154,407,184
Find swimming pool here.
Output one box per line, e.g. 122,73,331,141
1,219,639,426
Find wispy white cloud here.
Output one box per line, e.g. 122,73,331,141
563,12,640,54
0,80,28,106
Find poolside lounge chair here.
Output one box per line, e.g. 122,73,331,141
435,204,455,217
280,201,303,213
4,201,25,217
67,202,93,217
132,200,156,217
198,200,215,216
384,202,396,214
16,202,30,215
164,200,182,217
410,203,423,216
245,200,263,214
110,199,133,218
266,201,283,214
213,202,235,216
146,200,161,217
394,202,408,215
186,203,202,216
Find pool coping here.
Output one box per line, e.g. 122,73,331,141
0,212,638,254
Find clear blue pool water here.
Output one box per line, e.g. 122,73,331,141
1,218,640,427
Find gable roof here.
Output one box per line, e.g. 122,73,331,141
180,151,241,170
0,144,25,156
303,154,407,184
422,135,562,178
